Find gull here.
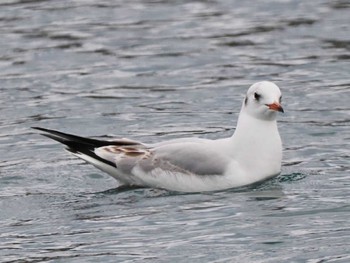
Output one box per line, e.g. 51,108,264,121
33,81,284,192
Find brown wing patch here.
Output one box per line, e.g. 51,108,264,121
103,146,151,158
124,150,145,157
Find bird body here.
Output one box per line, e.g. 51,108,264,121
34,81,283,192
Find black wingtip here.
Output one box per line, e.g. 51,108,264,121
32,126,70,137
32,126,45,131
32,126,56,133
33,127,117,168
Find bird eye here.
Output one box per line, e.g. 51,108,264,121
279,96,282,103
254,92,261,101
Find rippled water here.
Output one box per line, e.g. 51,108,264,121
1,0,349,262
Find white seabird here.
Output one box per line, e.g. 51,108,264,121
33,81,284,192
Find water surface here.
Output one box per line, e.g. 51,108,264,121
0,0,349,262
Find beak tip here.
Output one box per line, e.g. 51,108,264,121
266,102,284,113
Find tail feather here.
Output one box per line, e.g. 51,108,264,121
32,127,116,167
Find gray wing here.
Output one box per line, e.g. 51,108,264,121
96,140,231,176
143,142,230,176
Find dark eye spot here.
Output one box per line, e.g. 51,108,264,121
254,92,261,101
279,96,282,103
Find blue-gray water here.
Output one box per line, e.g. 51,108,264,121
1,0,349,262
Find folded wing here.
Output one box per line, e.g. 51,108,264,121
96,141,230,177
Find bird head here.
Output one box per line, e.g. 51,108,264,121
243,81,284,121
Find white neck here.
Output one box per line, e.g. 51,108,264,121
228,108,282,178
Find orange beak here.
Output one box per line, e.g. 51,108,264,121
266,102,284,113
